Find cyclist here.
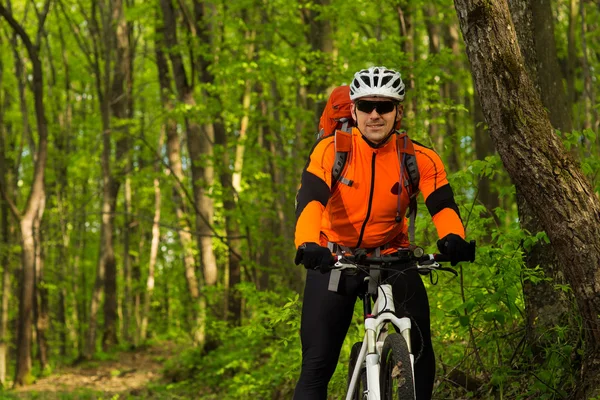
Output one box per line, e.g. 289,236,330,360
293,66,474,399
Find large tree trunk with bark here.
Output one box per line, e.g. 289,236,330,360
507,0,577,363
453,1,600,397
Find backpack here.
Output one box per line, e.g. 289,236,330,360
317,85,421,243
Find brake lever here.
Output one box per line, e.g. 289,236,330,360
438,266,459,276
333,255,356,270
417,261,459,277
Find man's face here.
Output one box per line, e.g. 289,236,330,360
351,97,403,144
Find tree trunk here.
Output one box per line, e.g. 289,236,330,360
299,0,333,129
139,77,164,341
566,0,577,118
473,91,500,230
0,242,9,387
15,217,35,386
54,25,72,356
207,6,255,326
224,41,255,323
231,26,255,193
191,0,218,291
443,22,462,171
214,117,243,326
122,174,132,343
103,0,132,351
256,85,277,291
141,167,161,341
89,158,114,358
73,182,89,359
159,0,209,346
0,3,49,386
33,195,48,372
508,0,576,363
423,5,441,146
87,0,114,359
11,36,35,162
528,0,572,133
0,34,11,387
579,2,598,132
453,1,600,397
396,1,417,116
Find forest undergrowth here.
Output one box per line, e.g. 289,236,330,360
2,341,191,400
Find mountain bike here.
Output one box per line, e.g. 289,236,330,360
337,244,475,400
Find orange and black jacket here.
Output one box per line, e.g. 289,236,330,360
295,128,465,253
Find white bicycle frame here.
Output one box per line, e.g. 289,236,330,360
345,283,416,400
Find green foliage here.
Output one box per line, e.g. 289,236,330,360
422,159,580,399
0,0,598,397
162,283,302,399
559,128,600,192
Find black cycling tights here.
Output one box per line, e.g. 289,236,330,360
293,268,435,400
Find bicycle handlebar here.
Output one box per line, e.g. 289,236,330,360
338,253,450,264
332,241,476,277
336,241,475,265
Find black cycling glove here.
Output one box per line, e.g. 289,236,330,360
437,234,476,266
295,242,335,271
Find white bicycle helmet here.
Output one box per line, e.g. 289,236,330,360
349,66,405,101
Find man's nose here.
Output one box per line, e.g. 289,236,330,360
368,109,382,118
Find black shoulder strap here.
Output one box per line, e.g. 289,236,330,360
397,131,420,195
396,131,420,243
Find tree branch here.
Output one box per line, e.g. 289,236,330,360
0,181,22,221
34,0,52,47
55,0,95,68
0,3,35,59
135,130,246,262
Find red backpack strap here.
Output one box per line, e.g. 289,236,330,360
331,129,353,188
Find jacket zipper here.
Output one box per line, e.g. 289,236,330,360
356,153,376,248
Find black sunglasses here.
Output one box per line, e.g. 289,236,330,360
356,100,398,115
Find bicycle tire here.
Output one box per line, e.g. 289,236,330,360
379,333,415,400
348,341,368,400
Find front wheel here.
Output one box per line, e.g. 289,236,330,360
348,341,367,400
379,333,415,400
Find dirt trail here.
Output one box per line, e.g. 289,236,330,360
12,343,174,398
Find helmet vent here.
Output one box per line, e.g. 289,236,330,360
349,66,406,101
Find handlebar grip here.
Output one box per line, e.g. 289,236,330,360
433,253,452,262
468,240,476,262
433,240,476,263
